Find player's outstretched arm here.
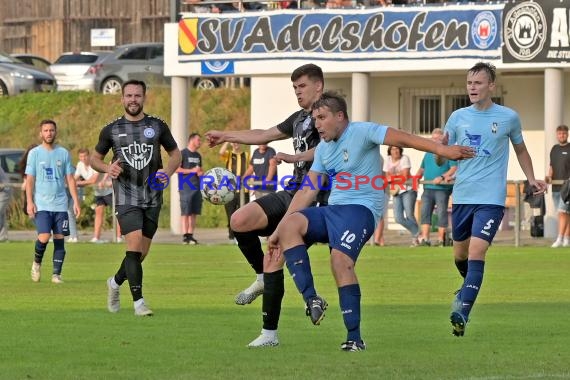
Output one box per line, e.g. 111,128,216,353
383,127,475,161
206,127,288,148
513,142,547,194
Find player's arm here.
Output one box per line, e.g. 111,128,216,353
66,174,81,217
163,148,182,178
275,147,315,165
513,142,547,194
77,170,98,187
206,126,289,147
546,165,553,184
283,170,321,215
25,174,36,216
383,127,474,160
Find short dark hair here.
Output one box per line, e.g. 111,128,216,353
39,119,57,129
387,145,403,156
291,64,324,84
311,91,349,120
122,79,146,95
189,132,201,141
557,125,569,132
78,148,90,155
469,62,496,83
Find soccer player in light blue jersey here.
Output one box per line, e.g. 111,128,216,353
268,92,475,351
444,62,547,337
26,119,81,284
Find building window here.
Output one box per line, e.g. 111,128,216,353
400,88,503,135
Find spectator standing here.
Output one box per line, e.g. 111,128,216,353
26,119,81,284
177,133,204,245
71,148,97,243
243,144,277,199
546,124,570,247
384,145,420,246
0,166,11,242
220,141,250,240
415,128,457,246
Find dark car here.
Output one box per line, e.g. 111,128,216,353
0,52,57,96
0,148,24,184
11,54,52,71
92,42,223,94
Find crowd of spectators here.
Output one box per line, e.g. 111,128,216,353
183,0,503,12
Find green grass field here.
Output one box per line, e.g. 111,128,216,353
1,242,569,380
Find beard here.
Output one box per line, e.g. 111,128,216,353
124,103,143,117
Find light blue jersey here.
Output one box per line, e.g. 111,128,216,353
25,145,74,212
445,103,523,206
311,122,388,223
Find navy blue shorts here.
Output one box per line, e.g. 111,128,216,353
35,211,70,236
180,190,203,215
451,204,505,243
299,204,374,262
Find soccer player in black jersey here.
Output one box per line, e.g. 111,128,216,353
91,79,181,316
205,63,328,347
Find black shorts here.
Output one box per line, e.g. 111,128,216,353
180,190,203,215
115,205,161,238
253,190,294,236
95,194,113,207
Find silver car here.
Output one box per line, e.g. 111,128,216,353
0,52,56,96
48,51,111,91
0,148,24,184
93,42,223,94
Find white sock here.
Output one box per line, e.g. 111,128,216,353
556,236,563,242
564,237,570,244
134,298,145,309
109,277,120,289
261,328,276,338
256,273,264,282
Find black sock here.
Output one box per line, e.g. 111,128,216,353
262,270,285,331
455,259,468,278
34,240,48,264
234,231,264,274
125,251,143,301
114,257,127,286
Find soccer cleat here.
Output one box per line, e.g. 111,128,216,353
188,237,199,245
235,279,264,305
450,311,468,337
182,234,190,245
340,340,366,352
51,274,64,284
107,277,120,313
305,295,328,325
247,332,279,348
551,239,563,248
134,303,153,317
31,262,41,282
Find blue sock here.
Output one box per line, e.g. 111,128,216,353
52,238,66,275
339,284,361,342
34,240,48,264
284,245,316,303
460,260,485,318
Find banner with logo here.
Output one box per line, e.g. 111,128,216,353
503,0,570,63
177,7,501,63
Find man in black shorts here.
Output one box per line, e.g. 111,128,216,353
177,132,204,245
205,63,326,347
91,79,181,316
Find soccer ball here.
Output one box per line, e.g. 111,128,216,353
201,167,238,205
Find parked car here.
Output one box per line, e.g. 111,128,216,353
48,51,111,91
92,42,223,94
0,52,57,96
0,148,24,184
11,54,52,70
